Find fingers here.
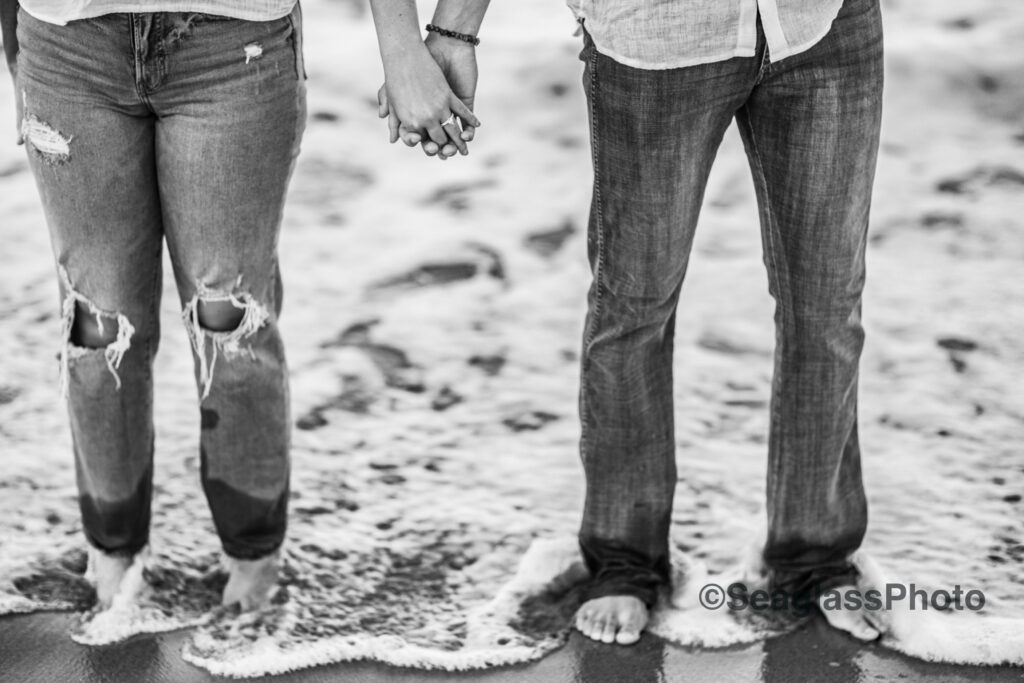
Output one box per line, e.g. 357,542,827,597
397,122,421,147
449,96,480,129
387,108,400,144
421,140,440,157
383,105,479,160
442,118,468,156
423,122,452,161
425,122,448,148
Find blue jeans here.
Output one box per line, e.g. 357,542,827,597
16,6,306,559
578,0,883,606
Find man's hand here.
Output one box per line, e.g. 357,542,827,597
377,44,477,157
425,34,478,156
369,0,489,161
376,36,478,160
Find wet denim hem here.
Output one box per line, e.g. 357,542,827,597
579,536,671,609
769,562,861,602
221,539,285,561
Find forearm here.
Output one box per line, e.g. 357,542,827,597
369,0,430,75
1,0,18,78
429,0,491,36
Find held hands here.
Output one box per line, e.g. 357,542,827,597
377,36,479,161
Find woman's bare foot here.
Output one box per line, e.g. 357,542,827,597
85,547,135,609
221,551,280,611
819,584,884,641
574,596,649,645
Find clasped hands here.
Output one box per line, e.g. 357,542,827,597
377,35,479,161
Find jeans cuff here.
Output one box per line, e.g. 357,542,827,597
86,537,148,560
769,561,859,596
221,540,283,562
579,537,670,609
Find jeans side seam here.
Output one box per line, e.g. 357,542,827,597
580,42,604,463
285,1,307,82
737,109,791,496
143,244,162,371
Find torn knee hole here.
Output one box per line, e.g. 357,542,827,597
183,282,271,400
70,301,121,348
58,267,136,394
196,299,247,332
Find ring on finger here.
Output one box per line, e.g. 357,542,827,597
441,113,456,127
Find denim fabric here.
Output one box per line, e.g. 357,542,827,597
578,0,883,607
16,5,306,559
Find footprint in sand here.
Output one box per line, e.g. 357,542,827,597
298,321,428,429
468,352,507,376
369,242,505,290
310,110,342,123
422,179,498,213
431,385,464,412
920,211,964,230
11,548,93,609
503,410,560,432
944,17,975,30
524,220,576,259
936,165,1024,194
0,384,20,405
936,335,978,374
322,319,425,392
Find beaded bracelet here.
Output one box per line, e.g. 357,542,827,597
426,24,481,47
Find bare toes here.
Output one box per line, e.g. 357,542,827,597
598,618,617,643
575,610,595,638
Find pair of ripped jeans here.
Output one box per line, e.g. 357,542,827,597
16,5,307,560
577,0,884,607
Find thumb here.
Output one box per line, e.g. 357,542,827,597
377,85,389,119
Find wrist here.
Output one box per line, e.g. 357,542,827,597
425,24,479,48
425,31,476,56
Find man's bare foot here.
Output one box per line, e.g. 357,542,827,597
85,547,135,609
575,596,649,645
819,583,884,641
221,551,280,611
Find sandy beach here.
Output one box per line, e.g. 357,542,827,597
1,0,1023,679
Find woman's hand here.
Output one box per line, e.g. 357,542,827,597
376,38,479,160
369,0,487,160
377,41,478,158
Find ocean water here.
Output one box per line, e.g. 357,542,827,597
0,0,1022,676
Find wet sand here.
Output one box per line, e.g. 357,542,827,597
3,611,1023,683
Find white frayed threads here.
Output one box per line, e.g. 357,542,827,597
244,43,264,64
58,266,135,397
182,278,270,401
21,92,72,162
